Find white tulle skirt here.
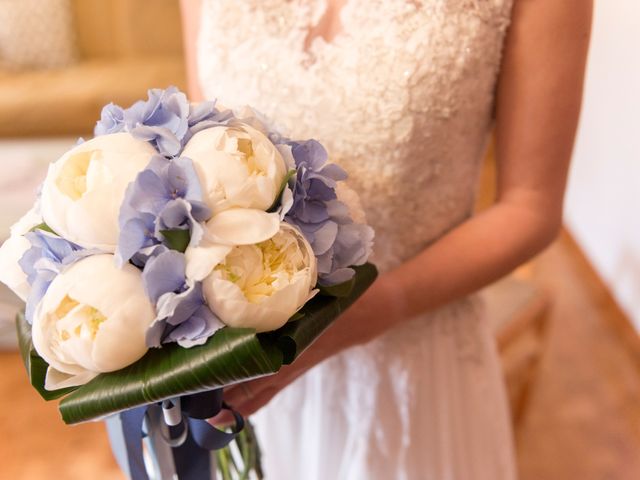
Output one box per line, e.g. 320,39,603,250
252,295,517,480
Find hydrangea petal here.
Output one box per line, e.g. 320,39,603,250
142,250,185,304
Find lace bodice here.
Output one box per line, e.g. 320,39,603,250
197,4,518,478
197,0,513,271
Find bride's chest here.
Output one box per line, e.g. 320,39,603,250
198,0,512,144
200,0,511,77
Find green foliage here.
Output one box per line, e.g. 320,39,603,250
160,229,191,253
318,275,356,298
15,263,378,425
30,223,56,235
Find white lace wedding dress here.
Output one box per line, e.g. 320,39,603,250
197,1,517,478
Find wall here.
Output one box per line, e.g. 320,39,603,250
564,1,640,328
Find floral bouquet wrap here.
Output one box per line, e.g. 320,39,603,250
0,87,376,479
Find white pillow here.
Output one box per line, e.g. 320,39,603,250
0,0,77,70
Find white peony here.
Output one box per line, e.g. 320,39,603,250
181,123,289,213
0,205,43,301
40,133,156,251
182,122,290,281
202,223,317,332
32,254,156,390
185,208,281,281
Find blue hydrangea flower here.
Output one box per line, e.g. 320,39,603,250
94,103,125,136
123,87,189,157
19,230,97,323
94,87,233,157
143,250,223,348
184,99,234,143
284,140,373,285
116,155,211,266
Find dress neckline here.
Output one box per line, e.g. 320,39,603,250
300,0,354,68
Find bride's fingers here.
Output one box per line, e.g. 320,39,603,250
233,386,281,418
224,374,285,406
220,364,309,421
224,380,262,405
208,409,235,428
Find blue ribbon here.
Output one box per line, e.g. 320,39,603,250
115,389,243,480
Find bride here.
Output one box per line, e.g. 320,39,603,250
180,0,592,478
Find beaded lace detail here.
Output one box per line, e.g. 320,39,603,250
198,3,518,479
198,0,512,272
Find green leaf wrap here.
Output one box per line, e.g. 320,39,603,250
15,263,377,424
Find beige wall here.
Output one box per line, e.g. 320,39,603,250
565,0,640,328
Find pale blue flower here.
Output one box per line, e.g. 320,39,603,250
143,250,223,348
184,99,234,143
19,230,97,323
94,103,125,136
123,87,189,157
94,87,232,157
116,155,211,266
284,140,373,285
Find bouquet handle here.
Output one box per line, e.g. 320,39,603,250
107,389,243,480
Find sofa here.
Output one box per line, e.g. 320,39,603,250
0,0,186,137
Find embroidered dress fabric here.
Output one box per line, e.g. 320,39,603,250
197,0,517,478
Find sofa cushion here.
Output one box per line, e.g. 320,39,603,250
0,0,77,70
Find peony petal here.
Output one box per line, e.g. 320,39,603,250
204,209,280,246
182,123,287,212
92,305,151,372
204,274,311,332
10,205,43,236
184,241,232,282
33,255,156,379
40,133,155,251
0,235,32,301
45,366,98,391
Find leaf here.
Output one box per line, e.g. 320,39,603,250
59,328,283,424
160,229,190,253
20,263,377,424
271,263,377,364
16,312,78,400
318,275,356,298
30,223,56,235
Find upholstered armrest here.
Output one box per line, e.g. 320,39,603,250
0,57,186,136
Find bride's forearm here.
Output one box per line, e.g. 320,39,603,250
307,200,560,359
389,200,560,320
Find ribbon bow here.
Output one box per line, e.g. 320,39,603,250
107,389,243,480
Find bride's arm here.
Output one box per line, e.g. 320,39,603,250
187,0,592,415
396,0,594,301
180,0,204,101
298,0,594,355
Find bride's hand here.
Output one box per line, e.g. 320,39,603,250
211,276,404,424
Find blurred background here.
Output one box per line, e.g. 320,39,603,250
0,1,638,479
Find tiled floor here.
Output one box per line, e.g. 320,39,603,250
0,231,638,479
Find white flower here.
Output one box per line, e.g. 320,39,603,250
40,133,156,251
0,205,43,301
181,123,288,212
185,208,281,281
32,254,156,390
202,223,318,332
182,123,290,281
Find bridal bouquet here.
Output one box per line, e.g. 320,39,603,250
0,87,375,479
